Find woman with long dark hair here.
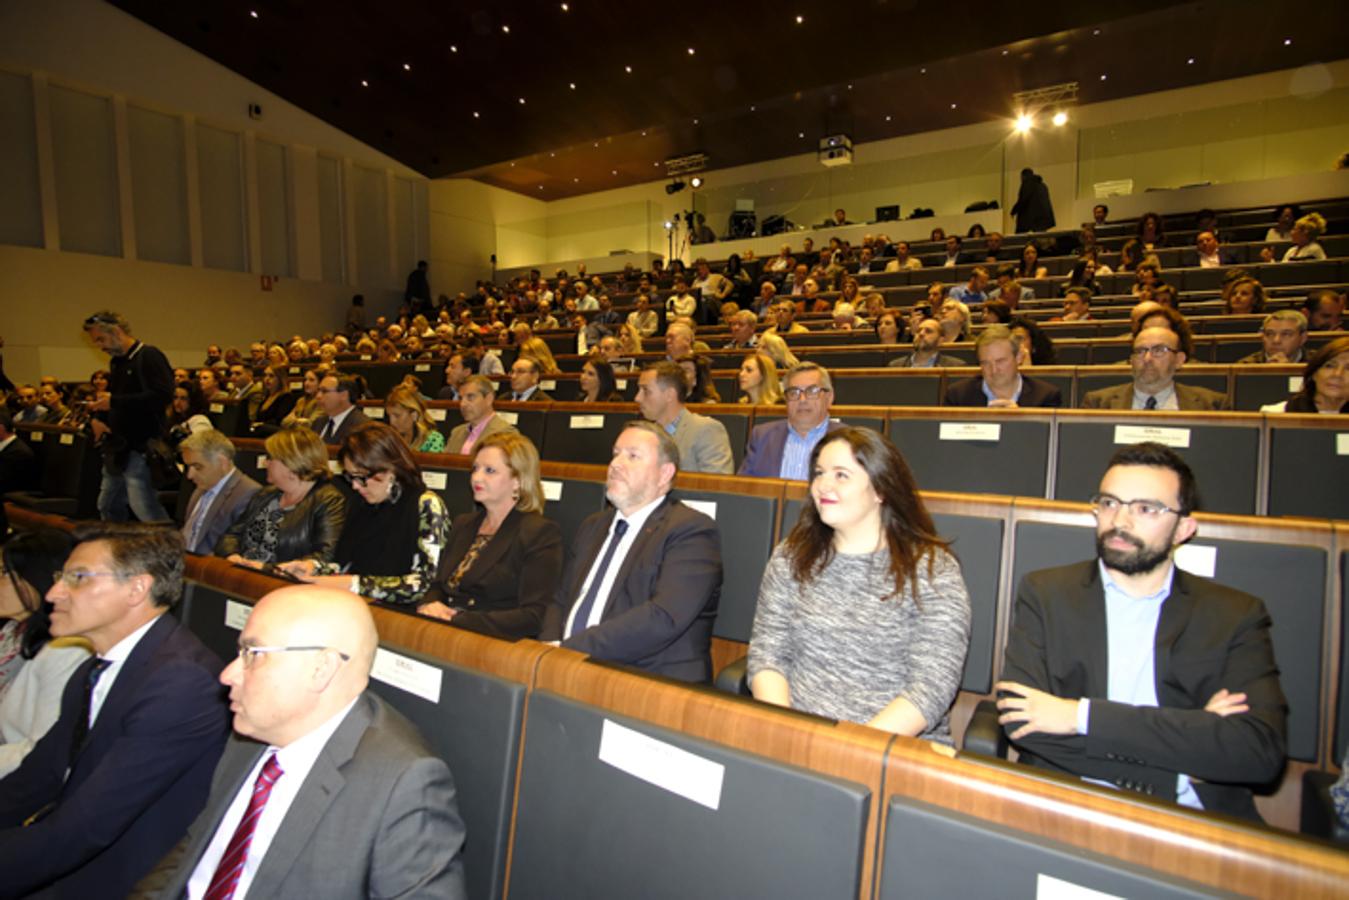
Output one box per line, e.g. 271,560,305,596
579,357,624,403
1262,336,1349,414
747,427,971,742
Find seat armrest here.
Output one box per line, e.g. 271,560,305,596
1301,769,1349,843
715,656,751,696
962,698,1009,759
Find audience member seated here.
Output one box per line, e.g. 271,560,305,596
884,240,923,271
758,332,800,372
1191,229,1239,268
1223,275,1266,315
196,368,226,404
312,374,370,445
446,375,515,455
765,300,808,336
723,310,760,351
384,384,446,453
1082,325,1229,411
579,357,625,403
937,298,972,343
1303,288,1345,331
1136,211,1168,249
518,336,562,377
36,383,67,425
982,231,1009,262
1092,203,1109,225
1282,212,1327,261
740,363,836,479
1053,287,1093,322
136,586,466,898
1060,258,1102,299
179,429,263,555
874,311,902,345
940,235,969,267
1118,238,1145,273
542,421,723,682
217,427,348,566
1152,283,1180,310
982,300,1014,324
945,325,1063,409
1016,242,1048,280
250,364,298,435
889,318,965,368
12,384,46,424
636,361,733,474
737,353,785,405
748,427,971,742
997,443,1286,821
1238,310,1309,364
989,266,1033,305
666,276,697,319
281,367,323,430
1130,304,1197,360
282,422,449,606
1263,204,1298,243
1132,257,1165,297
1260,336,1349,414
0,528,87,778
503,357,552,403
0,523,229,897
228,363,265,420
618,322,645,356
677,354,721,403
948,266,990,304
416,433,563,639
437,352,473,402
166,381,212,446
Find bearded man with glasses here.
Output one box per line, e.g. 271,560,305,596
995,443,1287,821
1081,326,1231,410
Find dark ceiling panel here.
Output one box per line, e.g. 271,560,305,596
110,0,1346,198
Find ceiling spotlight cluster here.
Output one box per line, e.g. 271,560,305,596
1011,82,1078,134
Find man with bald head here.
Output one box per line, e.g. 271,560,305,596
139,587,466,899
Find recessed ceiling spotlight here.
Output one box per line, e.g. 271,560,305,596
687,47,695,55
538,185,543,191
1001,49,1008,56
1100,74,1108,81
798,131,805,138
950,103,957,109
1093,28,1100,35
920,68,926,74
847,84,853,90
560,2,569,9
502,25,510,33
640,131,647,136
1283,38,1291,46
472,111,480,118
750,105,756,112
1014,113,1032,133
1187,57,1195,65
593,142,599,147
510,162,515,167
249,10,258,18
624,65,633,73
573,177,579,183
795,14,804,24
689,176,703,188
550,152,555,157
693,118,699,125
1052,111,1068,126
518,97,526,104
885,115,892,122
403,63,411,71
450,45,458,53
360,79,369,87
612,169,619,176
569,82,576,89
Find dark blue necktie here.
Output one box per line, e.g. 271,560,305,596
70,658,112,764
567,519,629,638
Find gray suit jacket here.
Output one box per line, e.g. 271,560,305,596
887,352,967,368
135,691,466,899
444,412,518,455
670,409,734,474
181,469,262,555
1080,381,1231,411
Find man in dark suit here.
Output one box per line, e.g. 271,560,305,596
996,443,1286,820
0,523,229,897
502,357,552,402
944,325,1062,408
311,374,370,444
179,429,262,555
0,409,37,537
740,363,836,479
543,421,722,683
1188,230,1240,268
135,586,466,899
1081,327,1230,411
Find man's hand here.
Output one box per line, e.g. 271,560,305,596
277,559,318,579
995,680,1081,740
87,394,111,412
1204,688,1249,717
987,398,1019,409
89,419,110,441
416,601,457,622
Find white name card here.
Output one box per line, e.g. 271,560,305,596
1174,543,1217,579
371,648,443,704
289,381,302,390
29,431,42,442
256,455,268,469
209,403,225,414
1114,424,1191,449
1289,376,1304,393
361,355,372,361
328,459,342,474
428,408,447,421
570,415,605,429
1337,434,1349,456
59,433,75,445
366,407,385,419
683,499,718,520
224,600,252,631
616,378,628,390
289,366,300,374
1035,873,1122,900
423,472,447,490
939,422,1001,442
498,411,519,425
541,379,557,390
597,719,724,811
415,364,430,372
542,480,563,501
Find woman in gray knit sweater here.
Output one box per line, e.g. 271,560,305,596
747,427,971,743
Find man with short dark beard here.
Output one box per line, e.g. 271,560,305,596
995,443,1287,821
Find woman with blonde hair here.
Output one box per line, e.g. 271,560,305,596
738,353,785,405
619,321,645,356
1283,212,1327,262
418,432,563,638
384,384,446,453
517,336,561,375
758,331,800,370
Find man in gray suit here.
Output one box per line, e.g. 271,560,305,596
136,586,466,899
636,361,734,474
445,375,518,455
179,429,262,555
1081,327,1230,411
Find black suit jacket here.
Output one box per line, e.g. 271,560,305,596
0,614,229,898
944,375,1062,408
423,507,563,640
500,388,553,403
542,496,722,682
311,407,371,445
1000,561,1287,819
0,437,38,538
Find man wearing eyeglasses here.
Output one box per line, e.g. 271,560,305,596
739,363,837,479
0,523,229,897
1080,326,1230,410
311,375,369,444
136,586,466,898
995,443,1287,820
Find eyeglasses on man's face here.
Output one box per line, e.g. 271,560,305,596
1130,344,1179,360
785,385,831,402
235,644,351,670
52,569,124,590
1089,493,1183,520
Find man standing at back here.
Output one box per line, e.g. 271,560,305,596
543,421,722,682
0,523,229,897
996,444,1286,819
636,362,734,474
740,363,836,479
83,311,175,522
136,586,466,899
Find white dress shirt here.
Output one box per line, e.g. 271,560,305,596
88,615,161,729
565,495,665,638
186,696,360,899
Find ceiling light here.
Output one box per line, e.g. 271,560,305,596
795,14,804,24
798,132,805,138
560,2,569,9
360,79,369,87
1093,29,1100,36
640,131,647,136
612,169,619,175
502,25,511,33
249,10,258,18
750,105,756,112
950,103,957,109
885,115,892,122
920,68,926,74
569,82,576,89
450,45,458,53
573,177,579,183
538,186,543,191
1052,110,1068,126
472,111,480,118
1001,49,1008,56
1283,38,1291,46
1187,57,1195,65
510,162,515,167
403,63,411,71
664,220,673,230
1099,74,1107,81
687,48,695,56
666,180,686,195
518,97,526,104
693,118,699,125
624,65,633,73
1014,113,1033,133
689,176,703,188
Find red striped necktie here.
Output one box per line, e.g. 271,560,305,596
203,753,284,900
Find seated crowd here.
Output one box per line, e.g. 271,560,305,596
0,202,1346,892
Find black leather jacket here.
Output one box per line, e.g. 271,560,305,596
214,480,347,563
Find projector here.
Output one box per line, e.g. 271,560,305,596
818,133,853,167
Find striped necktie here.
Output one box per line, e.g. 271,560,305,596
203,754,284,900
